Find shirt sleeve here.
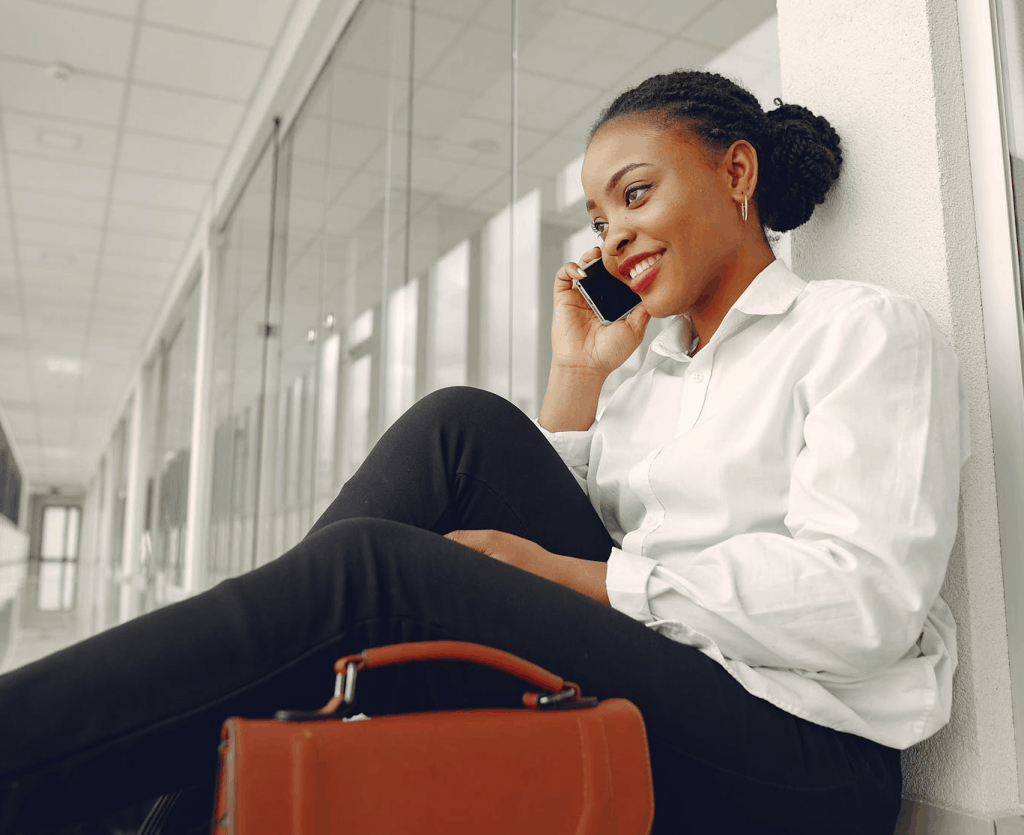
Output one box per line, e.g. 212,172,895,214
606,294,968,678
533,420,595,494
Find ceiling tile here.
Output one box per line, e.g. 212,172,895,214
420,24,509,96
93,288,163,313
0,0,135,77
133,25,268,102
0,59,126,125
2,112,118,167
19,241,100,271
144,0,294,47
6,153,111,200
683,0,777,50
119,132,225,181
112,169,208,211
16,218,103,249
124,84,244,144
0,309,22,334
52,0,140,19
99,252,176,278
22,278,94,304
11,189,107,226
107,202,197,238
104,229,184,262
640,0,717,31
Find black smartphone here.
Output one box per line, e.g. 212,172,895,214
573,256,642,325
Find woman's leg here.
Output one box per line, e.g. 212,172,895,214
0,388,900,834
2,520,900,835
304,386,615,559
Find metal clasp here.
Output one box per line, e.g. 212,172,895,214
537,686,598,711
335,660,359,705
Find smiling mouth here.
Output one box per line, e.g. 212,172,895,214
628,253,662,291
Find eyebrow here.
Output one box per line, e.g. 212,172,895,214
585,162,652,211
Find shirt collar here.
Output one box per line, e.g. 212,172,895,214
648,259,807,362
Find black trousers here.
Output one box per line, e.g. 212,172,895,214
0,387,902,834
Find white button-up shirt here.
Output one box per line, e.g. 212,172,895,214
542,260,969,749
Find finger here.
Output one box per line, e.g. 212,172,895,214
577,246,602,266
555,261,587,286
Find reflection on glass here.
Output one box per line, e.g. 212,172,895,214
152,279,200,594
207,144,276,587
385,280,418,427
185,0,782,601
428,241,470,392
316,331,342,514
480,190,541,413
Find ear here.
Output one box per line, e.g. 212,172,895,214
721,139,759,204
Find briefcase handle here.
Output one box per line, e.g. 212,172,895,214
300,641,595,720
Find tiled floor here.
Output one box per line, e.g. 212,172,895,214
0,559,83,675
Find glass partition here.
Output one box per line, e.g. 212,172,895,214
143,277,200,606
206,145,276,587
255,0,416,565
189,0,782,592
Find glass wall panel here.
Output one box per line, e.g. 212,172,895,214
404,0,513,414
105,409,130,627
206,146,276,587
255,0,416,565
146,277,201,605
179,0,784,597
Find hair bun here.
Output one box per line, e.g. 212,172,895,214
758,99,842,232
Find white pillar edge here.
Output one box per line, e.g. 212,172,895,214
182,209,217,596
117,366,145,624
957,0,1024,804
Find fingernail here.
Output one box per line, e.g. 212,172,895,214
575,265,587,277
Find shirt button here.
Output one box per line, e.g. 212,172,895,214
692,372,704,383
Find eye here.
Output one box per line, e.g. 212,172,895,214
590,219,607,237
624,183,651,206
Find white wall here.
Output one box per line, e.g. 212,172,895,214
777,0,1021,823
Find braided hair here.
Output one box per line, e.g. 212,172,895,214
591,71,842,233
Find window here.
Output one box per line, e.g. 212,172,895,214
37,505,80,612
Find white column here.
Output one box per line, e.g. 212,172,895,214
777,0,1019,818
183,212,217,594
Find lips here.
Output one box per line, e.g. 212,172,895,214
631,263,659,293
618,251,664,292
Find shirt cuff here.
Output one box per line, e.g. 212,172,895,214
605,547,658,622
533,420,594,468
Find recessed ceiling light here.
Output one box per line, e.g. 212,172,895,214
37,129,81,150
46,357,82,375
470,138,501,154
47,63,73,82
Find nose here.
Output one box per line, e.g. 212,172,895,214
602,220,635,258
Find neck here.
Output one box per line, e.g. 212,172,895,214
689,239,776,349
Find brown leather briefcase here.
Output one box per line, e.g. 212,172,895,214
213,641,654,834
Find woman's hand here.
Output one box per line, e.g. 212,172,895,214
444,529,610,604
551,247,651,379
539,248,652,433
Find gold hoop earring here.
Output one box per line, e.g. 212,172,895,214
741,194,748,224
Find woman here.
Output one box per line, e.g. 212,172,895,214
0,70,965,834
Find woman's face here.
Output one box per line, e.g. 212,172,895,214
581,117,746,321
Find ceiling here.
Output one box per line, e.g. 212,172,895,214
0,0,779,493
0,0,299,490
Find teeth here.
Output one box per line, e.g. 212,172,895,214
629,253,662,280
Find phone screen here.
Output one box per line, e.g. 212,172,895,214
573,256,642,325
